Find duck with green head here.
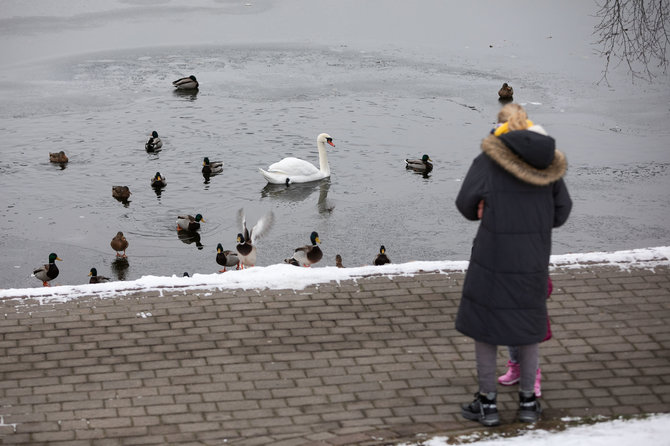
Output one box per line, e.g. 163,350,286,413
33,253,62,287
88,267,111,284
374,245,391,265
173,75,199,90
177,214,204,232
145,131,163,152
285,231,323,267
405,154,433,173
202,157,224,176
151,172,167,188
216,243,239,272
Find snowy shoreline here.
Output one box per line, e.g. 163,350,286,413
2,246,668,304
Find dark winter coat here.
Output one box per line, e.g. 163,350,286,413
455,130,572,346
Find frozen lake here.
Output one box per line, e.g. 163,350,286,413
1,0,669,289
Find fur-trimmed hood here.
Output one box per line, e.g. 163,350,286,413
481,131,567,186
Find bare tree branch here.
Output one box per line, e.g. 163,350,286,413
593,0,669,84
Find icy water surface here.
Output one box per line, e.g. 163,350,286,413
1,1,669,289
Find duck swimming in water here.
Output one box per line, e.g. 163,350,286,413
49,151,69,163
405,154,433,173
202,157,224,176
88,267,111,284
145,131,163,152
151,172,167,188
112,186,131,201
177,214,205,232
498,82,514,100
173,75,199,90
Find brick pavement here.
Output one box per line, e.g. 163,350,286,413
0,264,669,445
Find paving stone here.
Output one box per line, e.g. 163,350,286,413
0,264,668,445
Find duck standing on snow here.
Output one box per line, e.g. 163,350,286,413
285,231,323,267
88,267,111,284
236,208,275,268
216,243,239,272
405,154,433,173
151,172,167,188
335,254,344,268
173,75,199,90
374,245,391,265
111,232,129,258
177,214,205,232
202,157,224,176
33,252,62,287
145,131,163,152
498,82,514,100
49,151,69,163
259,133,335,185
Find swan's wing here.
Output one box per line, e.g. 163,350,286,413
267,157,320,177
251,211,274,245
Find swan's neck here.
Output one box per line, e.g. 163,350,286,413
317,141,330,174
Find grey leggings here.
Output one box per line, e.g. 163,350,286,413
476,341,539,394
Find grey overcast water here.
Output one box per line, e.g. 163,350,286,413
1,0,669,289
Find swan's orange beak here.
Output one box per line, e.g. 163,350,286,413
327,140,335,147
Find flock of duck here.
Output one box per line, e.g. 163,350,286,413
36,74,495,287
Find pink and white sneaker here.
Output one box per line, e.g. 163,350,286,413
498,360,520,386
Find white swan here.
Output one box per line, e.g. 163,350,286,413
259,133,334,184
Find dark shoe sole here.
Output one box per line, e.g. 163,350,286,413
461,408,500,426
518,407,542,423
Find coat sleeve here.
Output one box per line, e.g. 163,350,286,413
456,155,487,221
552,178,572,228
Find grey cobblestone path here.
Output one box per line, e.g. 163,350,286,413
1,265,669,445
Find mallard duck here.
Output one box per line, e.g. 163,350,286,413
112,186,131,200
33,252,62,287
151,172,167,188
259,133,335,185
335,254,344,268
173,75,199,90
236,208,275,268
202,157,224,176
177,214,204,231
498,82,514,100
111,231,129,257
88,267,111,284
405,154,433,173
374,245,391,265
49,151,69,163
145,131,163,152
216,243,239,272
285,231,322,267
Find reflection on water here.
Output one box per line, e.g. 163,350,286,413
113,196,131,207
178,230,204,250
111,257,129,281
261,178,333,213
172,89,198,101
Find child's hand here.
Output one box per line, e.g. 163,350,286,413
477,200,484,219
